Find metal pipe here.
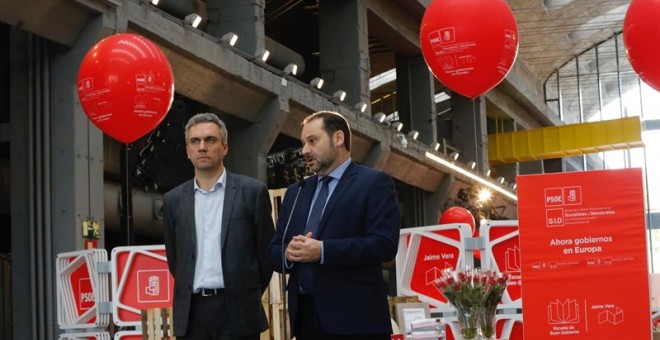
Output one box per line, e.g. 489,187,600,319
1,165,166,238
264,35,306,75
153,0,208,27
104,182,164,238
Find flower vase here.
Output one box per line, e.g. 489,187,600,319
479,307,497,339
456,307,481,339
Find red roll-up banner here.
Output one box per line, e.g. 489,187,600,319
517,168,650,339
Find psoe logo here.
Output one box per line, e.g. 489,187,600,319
563,186,582,205
137,269,171,303
78,278,95,310
544,187,563,207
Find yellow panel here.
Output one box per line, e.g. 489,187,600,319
488,117,644,165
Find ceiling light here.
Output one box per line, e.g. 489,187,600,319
283,63,298,76
254,48,270,63
333,90,347,102
281,63,298,86
391,122,404,132
369,68,396,91
310,77,324,90
395,133,408,147
408,130,419,140
374,112,387,123
486,169,492,177
431,142,441,151
467,161,477,170
354,102,368,113
449,151,460,160
437,107,451,116
144,0,159,5
509,183,517,190
425,152,517,201
221,32,238,46
497,176,505,184
434,91,451,103
184,13,202,28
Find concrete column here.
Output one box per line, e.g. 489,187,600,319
452,95,488,174
226,96,289,182
206,0,265,55
10,27,38,340
50,16,108,253
395,55,437,145
11,16,107,339
424,175,454,225
318,0,370,108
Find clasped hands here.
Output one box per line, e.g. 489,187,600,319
285,232,322,263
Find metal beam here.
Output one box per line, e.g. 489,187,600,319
365,0,420,55
645,119,660,131
0,0,119,47
489,116,644,165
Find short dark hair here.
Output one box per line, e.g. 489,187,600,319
184,113,228,144
302,111,351,151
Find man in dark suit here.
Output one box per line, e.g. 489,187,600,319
268,111,401,340
163,113,274,339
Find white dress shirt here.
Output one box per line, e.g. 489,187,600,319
192,170,227,291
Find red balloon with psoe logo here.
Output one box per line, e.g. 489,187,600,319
77,33,174,143
624,0,660,92
420,0,519,99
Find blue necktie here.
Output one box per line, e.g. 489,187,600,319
305,176,331,236
300,176,331,293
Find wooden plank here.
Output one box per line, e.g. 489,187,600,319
142,307,176,339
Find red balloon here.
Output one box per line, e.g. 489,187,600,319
77,33,174,143
439,206,481,259
439,206,475,234
420,0,518,99
624,0,660,92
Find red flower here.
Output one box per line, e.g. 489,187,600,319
458,272,467,281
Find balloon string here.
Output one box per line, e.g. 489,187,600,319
472,98,479,172
87,119,91,219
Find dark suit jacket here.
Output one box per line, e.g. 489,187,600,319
163,171,275,337
268,161,400,336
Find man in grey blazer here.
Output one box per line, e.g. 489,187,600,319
163,113,274,339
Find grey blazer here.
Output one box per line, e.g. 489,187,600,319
163,171,275,336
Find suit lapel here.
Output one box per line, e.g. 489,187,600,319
221,171,236,248
183,180,197,248
316,162,357,238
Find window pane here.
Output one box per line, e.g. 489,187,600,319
602,149,625,169
564,155,584,171
641,82,660,120
597,38,622,120
621,72,641,118
645,130,660,213
560,60,580,123
586,153,604,170
545,72,560,116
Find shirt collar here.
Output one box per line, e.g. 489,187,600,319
321,157,352,183
193,168,227,193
